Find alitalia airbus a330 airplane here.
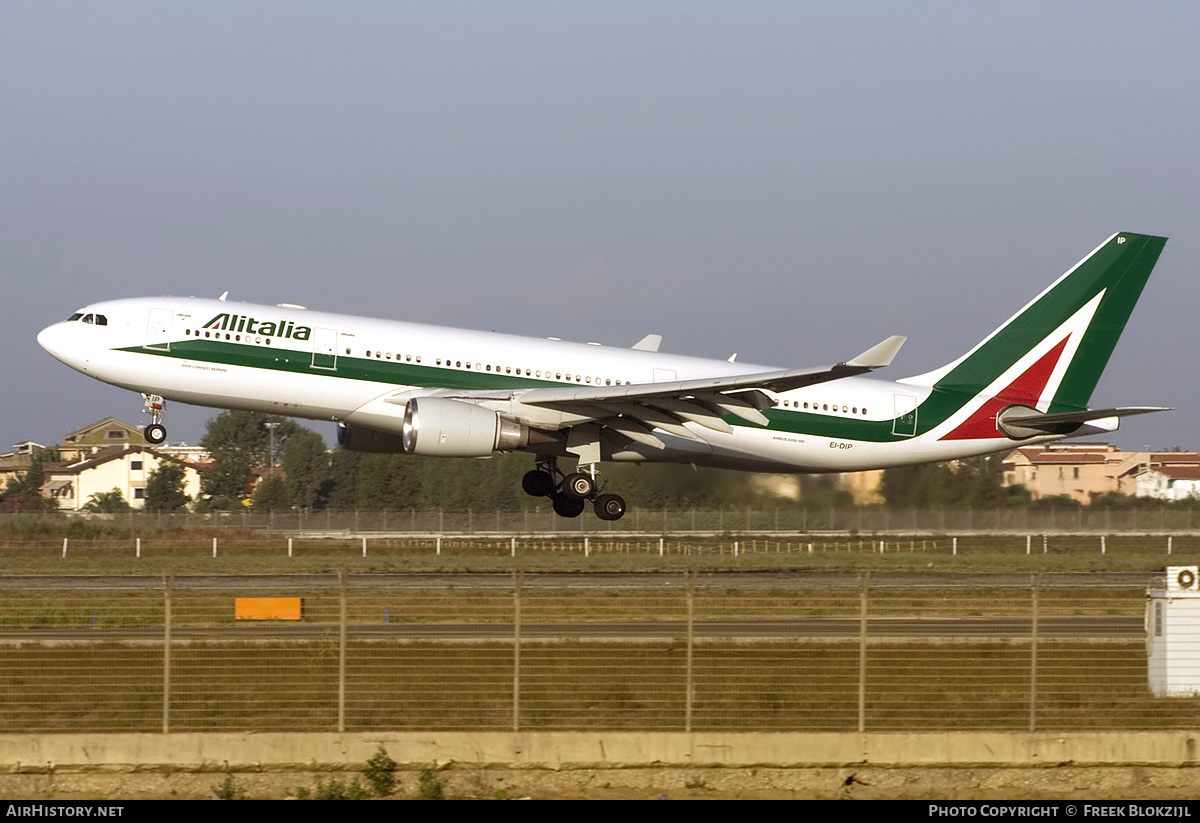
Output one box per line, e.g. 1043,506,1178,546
38,232,1168,520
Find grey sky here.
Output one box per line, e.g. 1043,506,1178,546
2,2,1197,453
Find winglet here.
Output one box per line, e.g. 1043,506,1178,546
631,334,662,352
846,335,906,369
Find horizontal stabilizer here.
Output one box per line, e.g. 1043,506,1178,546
997,405,1170,439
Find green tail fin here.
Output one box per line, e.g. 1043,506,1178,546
905,232,1166,412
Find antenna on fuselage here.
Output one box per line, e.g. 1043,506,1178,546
218,291,228,302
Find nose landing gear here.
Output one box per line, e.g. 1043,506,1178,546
141,393,167,445
521,457,626,520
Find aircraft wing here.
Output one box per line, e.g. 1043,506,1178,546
517,334,906,406
426,335,905,447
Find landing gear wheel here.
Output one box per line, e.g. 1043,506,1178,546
144,423,167,445
593,493,626,521
551,494,586,518
562,472,596,500
522,470,556,497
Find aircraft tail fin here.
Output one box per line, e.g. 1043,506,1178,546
901,232,1166,416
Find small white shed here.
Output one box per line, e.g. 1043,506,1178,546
1147,566,1200,697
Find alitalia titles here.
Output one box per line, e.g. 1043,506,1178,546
203,313,311,341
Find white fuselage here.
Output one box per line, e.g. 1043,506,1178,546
37,296,1058,473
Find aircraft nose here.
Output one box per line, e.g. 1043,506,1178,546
37,322,73,366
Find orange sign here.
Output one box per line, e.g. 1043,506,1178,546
235,597,302,620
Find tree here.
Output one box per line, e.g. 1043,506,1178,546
252,475,291,511
880,454,1008,508
325,449,363,510
144,461,190,512
282,429,330,509
84,488,131,513
1,447,62,506
199,411,300,501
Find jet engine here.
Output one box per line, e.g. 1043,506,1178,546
401,397,533,457
337,423,407,454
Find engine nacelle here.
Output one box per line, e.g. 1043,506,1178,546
401,397,531,457
337,423,408,454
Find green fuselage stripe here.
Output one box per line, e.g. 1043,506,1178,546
120,339,977,443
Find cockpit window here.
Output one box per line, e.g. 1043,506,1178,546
94,315,108,325
67,313,84,322
82,314,94,324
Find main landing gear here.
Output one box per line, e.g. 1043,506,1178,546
522,457,626,521
141,393,167,445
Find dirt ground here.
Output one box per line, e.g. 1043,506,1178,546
3,765,1200,800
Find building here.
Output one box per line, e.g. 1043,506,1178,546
39,446,204,511
1003,443,1200,504
58,417,152,462
1135,467,1200,502
57,417,209,464
0,441,47,489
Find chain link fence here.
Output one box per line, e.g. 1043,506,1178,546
0,571,1188,734
7,532,1199,560
7,507,1200,534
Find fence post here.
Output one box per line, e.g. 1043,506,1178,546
686,568,695,733
362,536,367,558
1030,573,1041,732
212,537,217,558
62,538,67,558
858,570,870,733
136,538,141,559
162,573,172,734
513,569,523,732
338,571,347,733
